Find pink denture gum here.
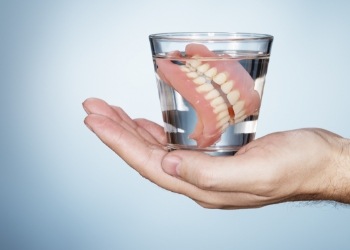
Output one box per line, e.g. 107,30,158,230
156,43,261,148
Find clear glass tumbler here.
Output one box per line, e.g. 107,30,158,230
149,32,273,156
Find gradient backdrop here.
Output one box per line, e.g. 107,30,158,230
1,0,350,249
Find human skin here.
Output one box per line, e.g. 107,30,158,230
83,98,350,209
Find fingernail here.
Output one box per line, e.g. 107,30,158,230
162,155,181,177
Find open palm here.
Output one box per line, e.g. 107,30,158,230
83,98,349,208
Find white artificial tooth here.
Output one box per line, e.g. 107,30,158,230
234,110,246,123
213,103,227,114
213,72,228,85
204,67,217,78
179,65,191,72
197,63,210,74
205,89,220,100
227,90,240,105
193,77,206,85
196,84,214,93
210,96,225,107
235,115,247,123
217,116,230,129
187,72,198,78
189,59,201,68
221,80,235,94
235,110,246,118
217,110,229,121
233,100,245,114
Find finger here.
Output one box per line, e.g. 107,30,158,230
84,113,162,173
85,113,183,190
83,98,158,145
134,118,167,145
185,183,274,209
83,98,136,134
194,195,266,209
111,105,137,129
83,98,132,125
84,98,163,145
84,113,205,196
161,149,267,193
111,107,164,146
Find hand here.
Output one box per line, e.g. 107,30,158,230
83,98,350,209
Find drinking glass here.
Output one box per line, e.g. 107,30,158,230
149,32,273,156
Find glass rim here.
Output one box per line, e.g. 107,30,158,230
149,32,273,41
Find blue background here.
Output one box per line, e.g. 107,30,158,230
1,0,350,249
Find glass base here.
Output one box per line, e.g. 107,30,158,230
166,144,240,156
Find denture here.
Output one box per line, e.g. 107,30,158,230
156,43,260,148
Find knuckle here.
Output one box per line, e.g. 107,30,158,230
195,168,217,190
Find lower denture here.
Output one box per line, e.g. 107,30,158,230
156,43,261,148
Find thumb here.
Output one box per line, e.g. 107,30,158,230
161,151,233,191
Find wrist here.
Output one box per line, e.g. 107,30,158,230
290,130,350,204
328,137,350,204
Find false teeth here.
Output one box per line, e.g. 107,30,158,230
213,72,228,85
